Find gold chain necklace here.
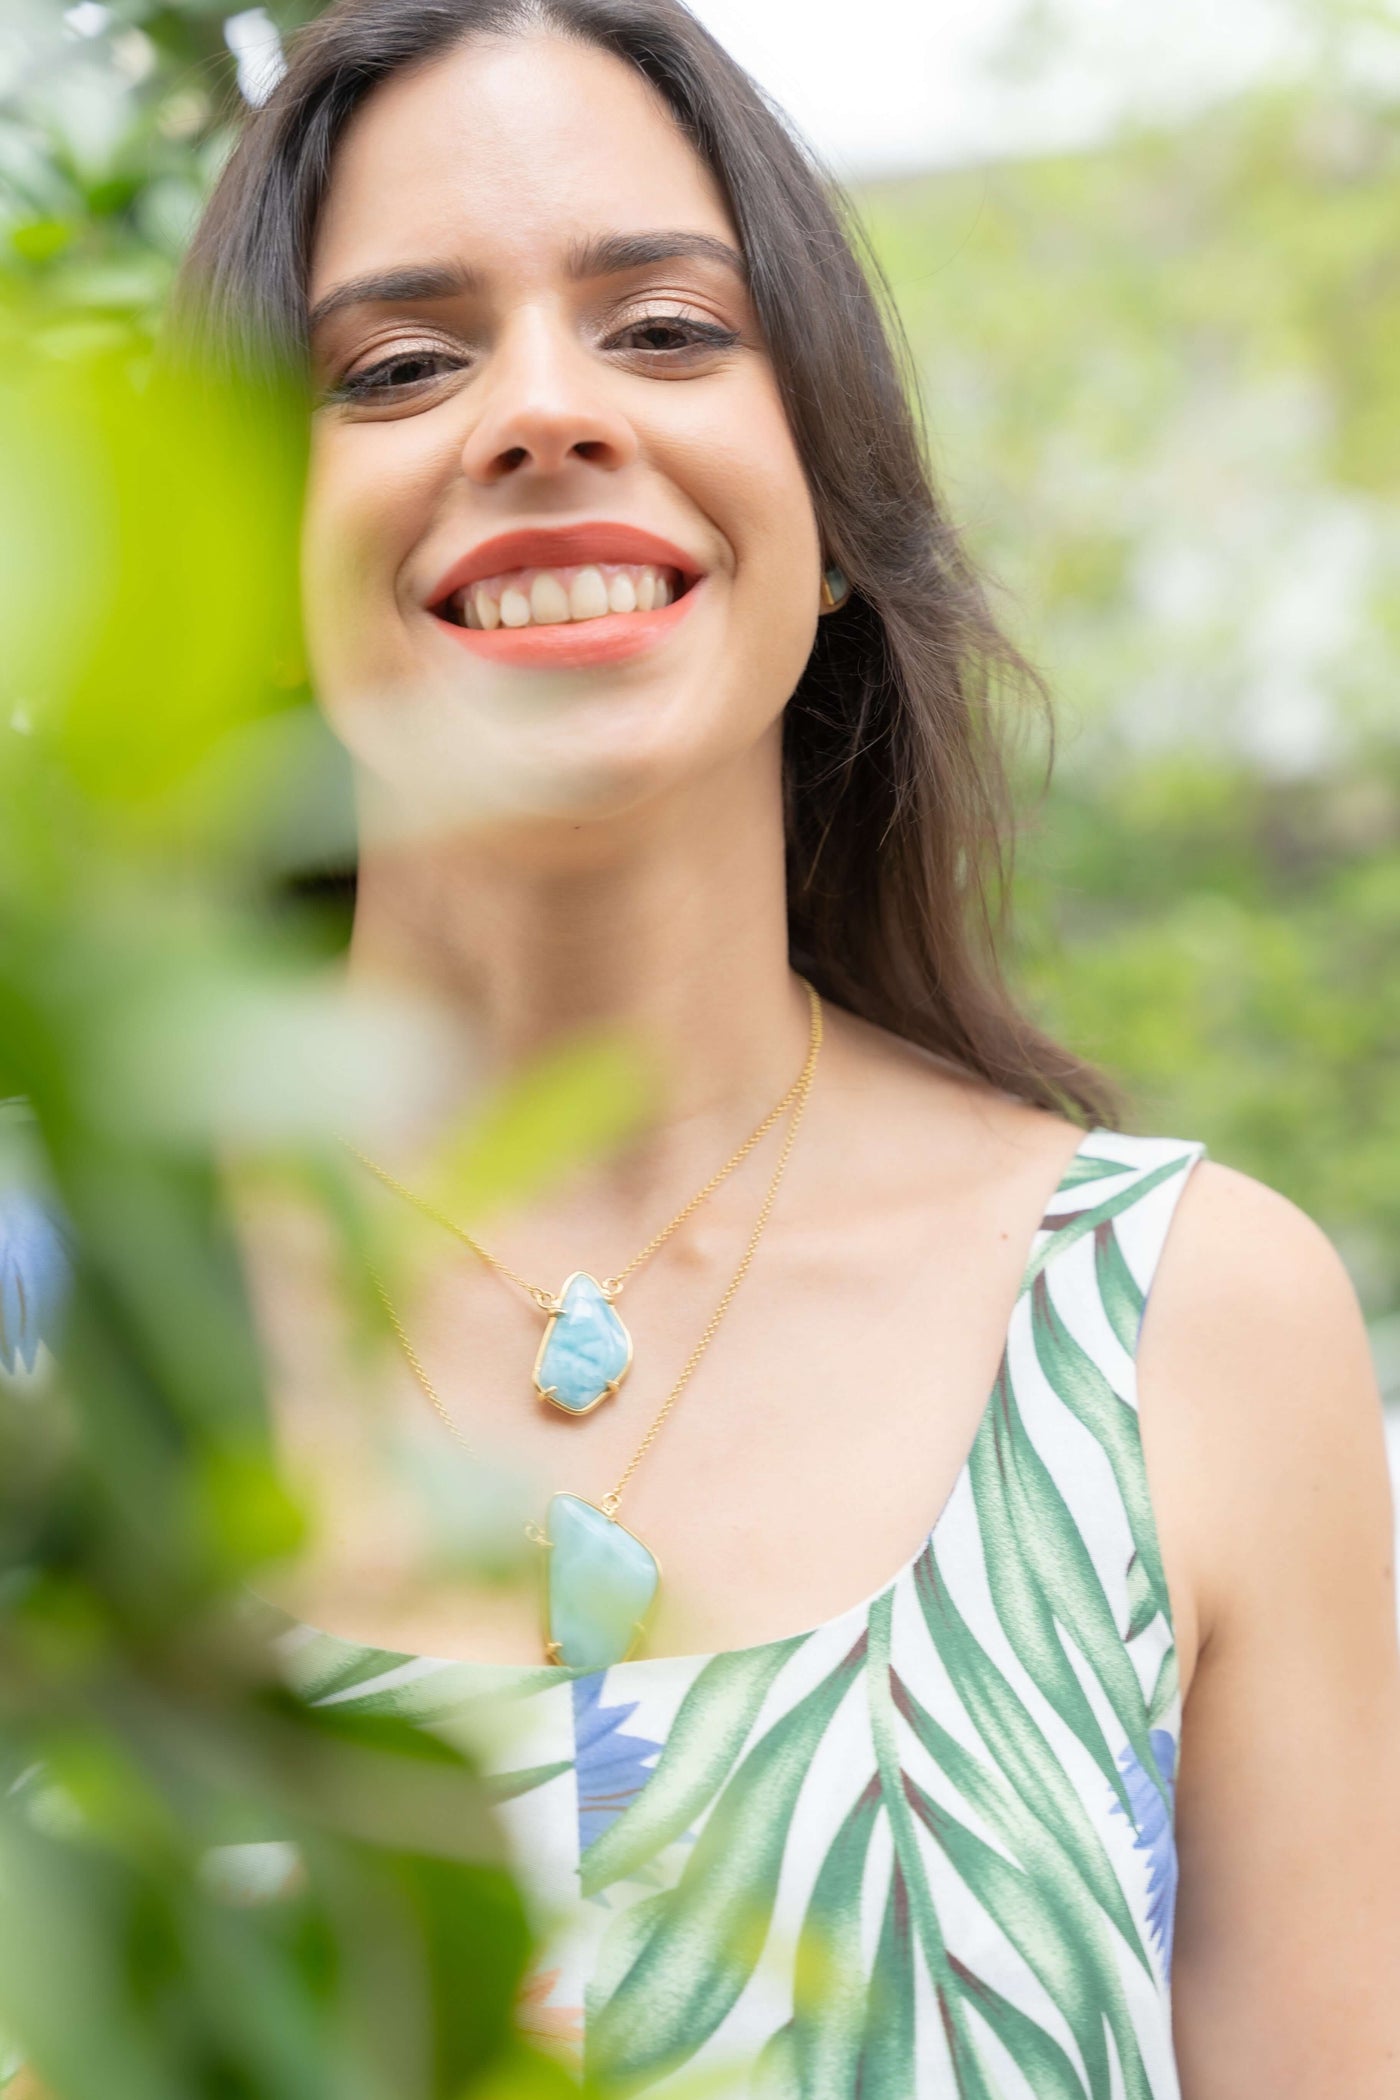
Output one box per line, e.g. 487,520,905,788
344,980,821,1418
366,984,823,1669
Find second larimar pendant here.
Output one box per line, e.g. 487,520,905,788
533,1272,632,1415
543,1493,659,1668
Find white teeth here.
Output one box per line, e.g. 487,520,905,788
569,566,610,621
448,561,682,631
530,572,570,624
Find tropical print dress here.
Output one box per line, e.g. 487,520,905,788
277,1131,1205,2097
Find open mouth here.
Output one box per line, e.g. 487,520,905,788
431,559,689,632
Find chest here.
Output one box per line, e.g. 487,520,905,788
244,1161,1044,1664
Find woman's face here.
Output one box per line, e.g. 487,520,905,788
302,32,823,838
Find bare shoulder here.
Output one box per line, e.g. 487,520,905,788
817,1000,1085,1189
1145,1156,1379,1452
1138,1155,1392,1665
1152,1156,1364,1336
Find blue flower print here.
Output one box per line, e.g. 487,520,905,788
1113,1726,1179,1975
572,1671,662,1855
0,1181,71,1374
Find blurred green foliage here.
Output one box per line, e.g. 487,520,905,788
0,326,596,2095
0,14,611,2089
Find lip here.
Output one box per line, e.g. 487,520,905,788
426,521,705,606
424,520,706,671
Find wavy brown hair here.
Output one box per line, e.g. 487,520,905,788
179,0,1116,1125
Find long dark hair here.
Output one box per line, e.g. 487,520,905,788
180,0,1116,1125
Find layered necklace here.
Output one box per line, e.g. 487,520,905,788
345,980,823,1671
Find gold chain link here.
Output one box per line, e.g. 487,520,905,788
367,1268,474,1450
598,991,820,1516
342,981,819,1310
367,981,823,1516
343,1159,553,1309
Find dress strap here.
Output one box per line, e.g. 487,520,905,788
998,1130,1207,1688
1025,1131,1208,1350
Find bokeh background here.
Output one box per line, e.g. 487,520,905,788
3,0,1397,1456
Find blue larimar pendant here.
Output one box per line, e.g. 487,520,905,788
533,1271,632,1415
544,1493,660,1669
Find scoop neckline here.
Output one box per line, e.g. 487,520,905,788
263,1125,1102,1688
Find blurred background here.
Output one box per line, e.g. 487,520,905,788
8,0,1394,1439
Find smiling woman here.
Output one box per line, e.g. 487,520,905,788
179,0,1077,1069
167,2,1400,2095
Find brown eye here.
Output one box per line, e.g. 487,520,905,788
332,347,465,402
609,313,740,359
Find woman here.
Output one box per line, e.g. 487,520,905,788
183,0,1400,2091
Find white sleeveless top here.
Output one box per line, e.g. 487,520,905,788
276,1130,1205,2096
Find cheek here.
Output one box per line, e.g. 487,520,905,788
698,382,822,714
300,426,424,697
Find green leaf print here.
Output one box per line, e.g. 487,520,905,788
586,1633,868,2090
939,1989,1004,2100
855,1861,915,2097
483,1760,573,1805
1147,1647,1179,1730
586,1886,673,2012
969,1373,1167,1817
949,1956,1092,2100
890,1669,1148,1973
282,1629,565,1717
789,1777,883,2097
909,1553,1168,2098
1093,1221,1145,1356
911,1549,1149,1957
1057,1154,1136,1191
280,1631,417,1706
1124,1552,1158,1643
580,1640,802,1898
1030,1272,1171,1626
752,2021,801,2099
866,1592,998,2100
906,1774,1151,2100
1020,1155,1196,1296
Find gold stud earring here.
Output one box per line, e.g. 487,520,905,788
818,562,850,613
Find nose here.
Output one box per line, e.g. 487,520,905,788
458,311,640,486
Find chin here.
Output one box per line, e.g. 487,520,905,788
320,650,751,851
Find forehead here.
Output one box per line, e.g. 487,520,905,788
310,32,737,298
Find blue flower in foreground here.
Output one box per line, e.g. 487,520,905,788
0,1182,71,1373
572,1671,662,1856
1113,1727,1179,1975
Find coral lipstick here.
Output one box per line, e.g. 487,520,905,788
424,521,705,669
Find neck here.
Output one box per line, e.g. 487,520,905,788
344,739,809,1158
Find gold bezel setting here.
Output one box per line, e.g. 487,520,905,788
531,1270,633,1416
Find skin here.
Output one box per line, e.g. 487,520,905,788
225,30,1400,2098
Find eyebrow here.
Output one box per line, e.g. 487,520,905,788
564,229,747,284
306,230,747,335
